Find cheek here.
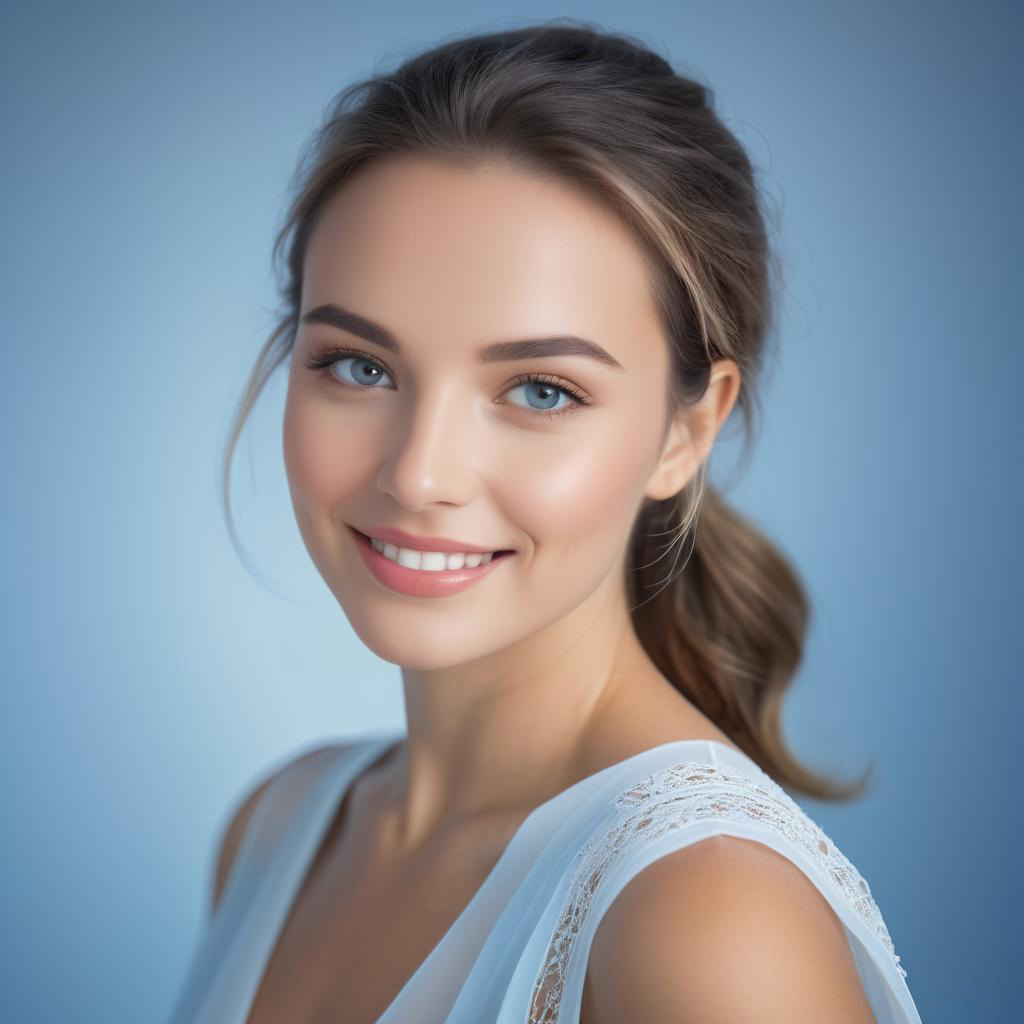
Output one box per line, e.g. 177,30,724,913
282,383,376,507
497,417,656,556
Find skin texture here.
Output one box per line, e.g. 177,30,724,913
282,152,742,854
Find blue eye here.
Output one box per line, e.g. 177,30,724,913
502,375,586,418
302,345,591,421
319,353,393,389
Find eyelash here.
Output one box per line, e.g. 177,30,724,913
301,345,592,420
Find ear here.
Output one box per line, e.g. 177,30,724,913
645,359,741,501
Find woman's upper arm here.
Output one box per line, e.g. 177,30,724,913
582,834,876,1024
209,770,279,915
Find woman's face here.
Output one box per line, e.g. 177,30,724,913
283,154,701,670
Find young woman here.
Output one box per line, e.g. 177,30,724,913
168,22,923,1024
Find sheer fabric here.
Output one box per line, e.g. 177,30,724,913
165,732,922,1023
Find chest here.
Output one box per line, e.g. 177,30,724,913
244,818,521,1024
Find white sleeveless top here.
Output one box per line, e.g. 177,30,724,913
166,731,923,1023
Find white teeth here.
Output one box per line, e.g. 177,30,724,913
370,537,497,571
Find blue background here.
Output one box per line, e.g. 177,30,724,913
1,2,1018,1021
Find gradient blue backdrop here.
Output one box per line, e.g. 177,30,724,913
2,2,1018,1021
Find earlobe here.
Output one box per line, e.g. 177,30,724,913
645,412,698,503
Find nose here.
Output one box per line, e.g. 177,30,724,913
375,380,480,509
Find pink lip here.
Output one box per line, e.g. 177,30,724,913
354,524,512,555
349,526,515,598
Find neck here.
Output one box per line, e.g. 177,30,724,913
376,584,665,853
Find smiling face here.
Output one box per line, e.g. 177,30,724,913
282,153,705,670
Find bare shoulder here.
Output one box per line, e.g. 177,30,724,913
582,834,876,1024
209,740,354,915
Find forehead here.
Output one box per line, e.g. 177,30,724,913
301,154,665,362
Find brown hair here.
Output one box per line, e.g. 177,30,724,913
222,20,871,801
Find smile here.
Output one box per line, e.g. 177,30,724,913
348,526,516,597
369,536,502,571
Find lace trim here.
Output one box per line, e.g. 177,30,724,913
527,759,907,1024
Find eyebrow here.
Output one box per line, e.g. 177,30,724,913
299,303,624,371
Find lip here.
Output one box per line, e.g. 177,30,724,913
349,526,515,598
353,524,513,555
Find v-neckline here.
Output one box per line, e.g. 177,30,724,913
260,731,760,1023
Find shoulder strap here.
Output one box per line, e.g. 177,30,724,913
528,757,917,1024
213,744,339,914
165,742,360,1024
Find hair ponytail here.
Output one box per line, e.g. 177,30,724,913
629,479,870,800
